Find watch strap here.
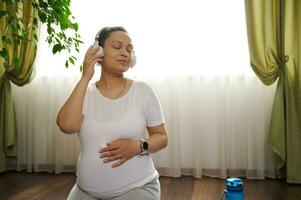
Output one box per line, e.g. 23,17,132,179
139,139,149,156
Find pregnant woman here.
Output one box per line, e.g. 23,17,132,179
57,26,168,200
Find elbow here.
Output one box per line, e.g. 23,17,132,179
56,114,80,134
163,134,168,149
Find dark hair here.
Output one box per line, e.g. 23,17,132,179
95,26,128,47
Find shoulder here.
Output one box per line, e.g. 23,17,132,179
133,80,154,95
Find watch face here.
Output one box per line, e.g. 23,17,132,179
143,141,148,150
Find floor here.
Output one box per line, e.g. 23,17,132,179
0,171,301,200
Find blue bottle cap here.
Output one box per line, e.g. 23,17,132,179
226,178,243,191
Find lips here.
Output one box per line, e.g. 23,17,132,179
117,60,128,64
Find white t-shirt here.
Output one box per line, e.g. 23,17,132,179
76,81,165,199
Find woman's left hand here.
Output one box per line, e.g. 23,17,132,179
99,139,140,168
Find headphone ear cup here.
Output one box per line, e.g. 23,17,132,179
93,41,104,56
130,54,136,68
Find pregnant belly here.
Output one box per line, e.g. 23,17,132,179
77,152,157,194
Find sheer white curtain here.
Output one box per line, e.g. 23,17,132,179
10,0,278,178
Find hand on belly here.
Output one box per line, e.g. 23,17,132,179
99,138,140,168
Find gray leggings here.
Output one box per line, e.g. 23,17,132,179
67,178,160,200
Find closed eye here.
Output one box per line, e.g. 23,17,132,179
113,45,121,49
126,47,133,52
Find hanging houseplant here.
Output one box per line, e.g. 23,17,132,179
0,0,82,70
0,0,82,173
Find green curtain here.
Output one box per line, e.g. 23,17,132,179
245,0,301,183
0,1,38,172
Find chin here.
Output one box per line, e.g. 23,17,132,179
112,67,128,75
119,65,130,72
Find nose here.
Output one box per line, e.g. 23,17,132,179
120,48,129,58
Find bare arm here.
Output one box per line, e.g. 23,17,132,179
146,123,168,153
56,77,89,133
56,46,103,134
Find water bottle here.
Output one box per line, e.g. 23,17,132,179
221,178,244,200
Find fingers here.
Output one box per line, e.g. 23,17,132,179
98,139,136,168
89,57,103,67
99,149,119,158
99,144,118,153
81,46,104,80
103,153,125,163
111,158,127,168
83,46,103,68
88,49,104,61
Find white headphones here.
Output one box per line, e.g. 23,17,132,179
94,29,136,68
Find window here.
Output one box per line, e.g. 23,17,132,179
36,0,252,77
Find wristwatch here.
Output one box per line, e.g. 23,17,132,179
139,139,149,156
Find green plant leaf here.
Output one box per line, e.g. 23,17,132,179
0,48,8,58
65,60,69,68
72,23,78,31
69,57,74,65
33,33,38,41
39,12,47,23
52,43,62,54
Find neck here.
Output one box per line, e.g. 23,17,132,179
98,72,125,90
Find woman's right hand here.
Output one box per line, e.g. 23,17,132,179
82,45,103,81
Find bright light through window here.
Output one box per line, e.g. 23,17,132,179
35,0,253,77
